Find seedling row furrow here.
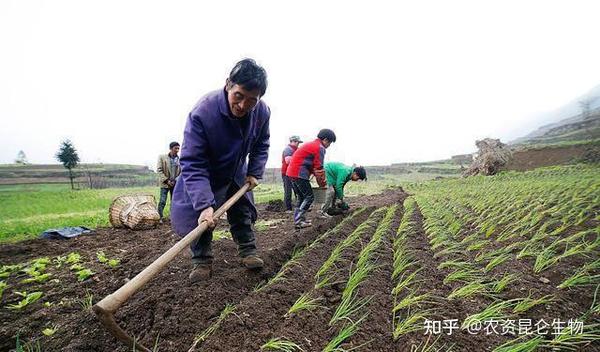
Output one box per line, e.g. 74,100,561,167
197,208,376,351
256,207,388,352
323,205,399,351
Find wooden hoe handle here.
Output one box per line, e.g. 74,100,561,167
93,183,251,352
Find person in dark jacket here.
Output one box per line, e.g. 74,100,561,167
171,59,270,283
286,129,336,229
281,135,302,211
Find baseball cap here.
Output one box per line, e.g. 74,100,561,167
289,135,303,143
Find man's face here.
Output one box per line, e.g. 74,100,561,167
351,172,361,181
322,139,332,148
170,146,180,156
226,83,261,118
290,141,300,148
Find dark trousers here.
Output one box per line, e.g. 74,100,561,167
291,178,314,224
282,175,297,211
190,184,257,264
158,187,174,218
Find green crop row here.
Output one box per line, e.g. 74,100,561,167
325,205,397,351
392,198,430,338
260,206,393,351
405,165,600,350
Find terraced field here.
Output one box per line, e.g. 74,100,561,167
0,165,598,351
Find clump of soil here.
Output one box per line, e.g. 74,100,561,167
265,199,287,212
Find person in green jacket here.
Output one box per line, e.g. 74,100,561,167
320,162,367,216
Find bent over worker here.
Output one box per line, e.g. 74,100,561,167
322,163,367,215
171,58,270,283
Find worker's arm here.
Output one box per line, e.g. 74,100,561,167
313,145,327,187
247,106,270,190
179,112,215,212
156,156,168,186
282,146,293,165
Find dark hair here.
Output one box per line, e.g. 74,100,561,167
354,166,367,180
317,128,337,143
169,142,180,149
228,58,268,96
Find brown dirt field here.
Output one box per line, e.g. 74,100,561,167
2,187,598,352
339,206,402,351
505,143,598,171
0,190,404,352
0,208,336,351
197,207,381,351
223,209,388,352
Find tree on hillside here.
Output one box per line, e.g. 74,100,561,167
56,139,80,190
14,150,28,165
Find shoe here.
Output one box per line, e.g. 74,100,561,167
241,255,264,269
318,210,332,219
189,264,213,283
295,221,312,229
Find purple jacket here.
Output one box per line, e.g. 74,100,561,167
171,88,271,236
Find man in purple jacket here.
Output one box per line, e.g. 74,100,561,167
171,59,270,283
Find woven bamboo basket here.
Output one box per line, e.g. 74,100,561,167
109,194,160,230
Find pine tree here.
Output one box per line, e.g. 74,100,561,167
56,140,80,190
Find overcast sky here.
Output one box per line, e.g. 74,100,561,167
1,0,600,169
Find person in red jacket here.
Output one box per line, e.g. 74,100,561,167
286,129,336,229
281,135,303,211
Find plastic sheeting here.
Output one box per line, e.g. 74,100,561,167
40,226,93,239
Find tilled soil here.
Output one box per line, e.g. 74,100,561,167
198,207,378,351
0,207,337,351
200,190,407,352
244,209,386,352
505,143,597,171
395,204,600,352
0,190,404,352
2,186,597,352
337,205,402,351
394,204,506,351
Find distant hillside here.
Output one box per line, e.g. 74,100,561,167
513,112,600,147
512,84,600,146
0,163,156,188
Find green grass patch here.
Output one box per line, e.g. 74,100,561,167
0,183,284,243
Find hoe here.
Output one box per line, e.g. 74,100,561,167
93,183,250,352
